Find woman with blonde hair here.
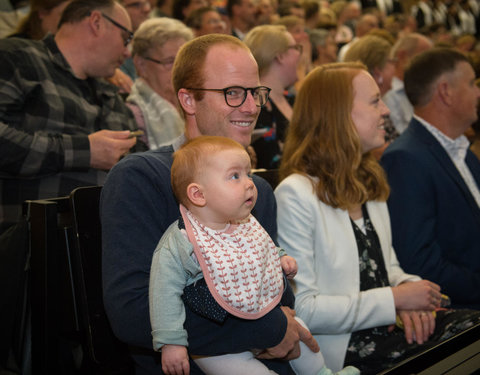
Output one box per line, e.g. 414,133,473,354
344,34,398,148
274,62,480,374
244,24,302,168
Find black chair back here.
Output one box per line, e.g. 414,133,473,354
27,186,133,374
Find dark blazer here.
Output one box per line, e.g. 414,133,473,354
381,118,480,310
361,0,403,15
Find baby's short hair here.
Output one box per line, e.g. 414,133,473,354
171,136,245,206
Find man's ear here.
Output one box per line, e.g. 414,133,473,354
87,10,103,38
275,51,287,65
437,79,453,106
178,88,196,116
186,182,206,207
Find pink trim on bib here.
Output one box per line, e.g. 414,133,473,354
180,205,284,319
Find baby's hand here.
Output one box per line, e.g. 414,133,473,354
161,344,190,375
281,255,298,279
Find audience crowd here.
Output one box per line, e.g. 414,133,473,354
2,0,480,374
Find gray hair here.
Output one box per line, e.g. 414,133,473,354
132,17,194,57
309,28,331,48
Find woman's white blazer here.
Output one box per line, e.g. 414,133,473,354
275,173,420,371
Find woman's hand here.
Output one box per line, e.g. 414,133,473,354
395,310,436,345
391,280,442,311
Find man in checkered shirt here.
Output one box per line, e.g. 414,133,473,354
0,0,146,234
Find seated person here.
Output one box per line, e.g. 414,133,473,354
127,17,193,149
274,62,480,374
381,48,480,310
185,6,227,36
101,34,319,375
10,0,71,39
244,25,301,169
0,0,143,234
150,135,359,375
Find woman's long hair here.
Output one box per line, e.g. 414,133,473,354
279,62,390,210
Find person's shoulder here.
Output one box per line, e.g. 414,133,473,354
106,147,175,184
275,173,317,202
155,219,184,251
0,36,42,57
385,121,430,152
120,146,174,167
276,173,313,190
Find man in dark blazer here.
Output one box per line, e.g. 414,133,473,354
381,48,480,310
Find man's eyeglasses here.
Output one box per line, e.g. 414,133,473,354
287,44,303,54
144,56,176,69
101,12,134,46
185,86,271,108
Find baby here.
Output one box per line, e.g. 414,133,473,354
149,136,359,375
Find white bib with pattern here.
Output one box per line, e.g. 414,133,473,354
181,205,284,319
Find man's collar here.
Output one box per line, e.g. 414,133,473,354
414,114,469,157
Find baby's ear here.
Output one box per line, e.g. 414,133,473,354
186,183,206,207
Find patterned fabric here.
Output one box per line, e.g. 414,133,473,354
252,94,294,169
344,205,480,374
181,206,284,319
0,34,143,233
126,78,184,150
383,116,399,143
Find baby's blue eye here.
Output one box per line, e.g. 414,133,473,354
247,172,253,179
230,173,240,180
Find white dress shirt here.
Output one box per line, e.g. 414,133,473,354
415,114,480,208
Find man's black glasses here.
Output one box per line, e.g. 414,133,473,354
185,86,271,108
101,12,134,46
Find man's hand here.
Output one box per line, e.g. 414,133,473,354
257,307,319,360
161,344,190,375
88,130,136,170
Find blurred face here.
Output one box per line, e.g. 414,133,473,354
197,10,226,35
255,0,274,25
141,37,187,101
279,33,302,86
123,0,151,31
39,1,71,35
290,7,305,19
97,6,132,78
183,0,208,19
237,0,257,25
198,148,257,229
351,71,390,153
377,59,396,95
449,61,480,135
287,23,308,44
322,34,338,62
191,45,261,147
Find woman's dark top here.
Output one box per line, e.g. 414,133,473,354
252,93,294,169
